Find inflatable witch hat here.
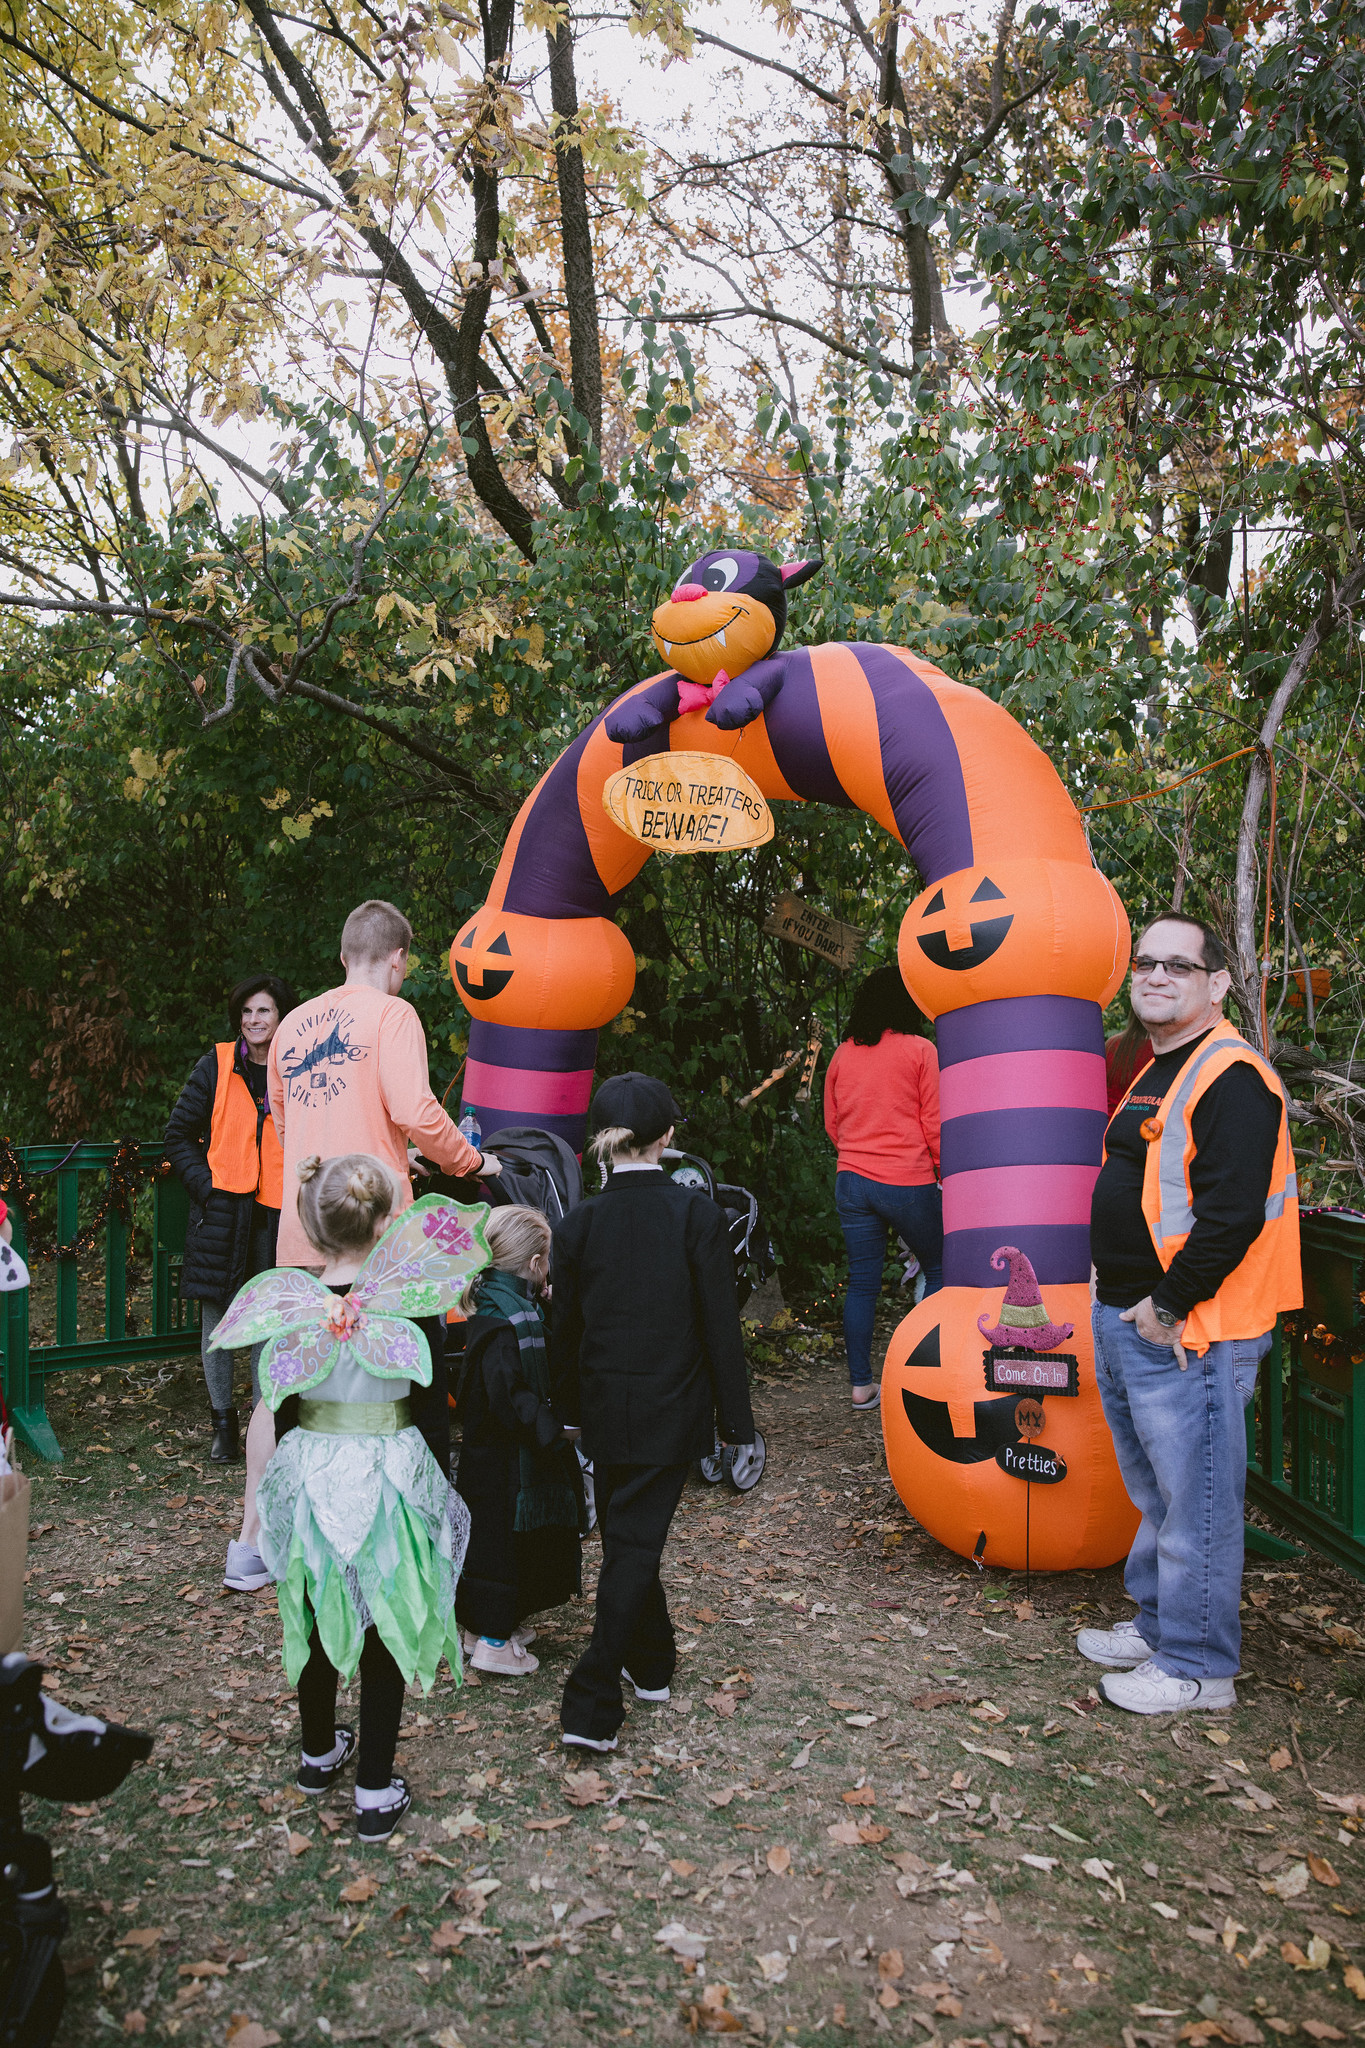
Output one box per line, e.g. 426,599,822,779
977,1245,1074,1352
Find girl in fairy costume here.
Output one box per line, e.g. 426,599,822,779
208,1152,490,1842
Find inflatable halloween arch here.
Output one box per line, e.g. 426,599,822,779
451,549,1139,1572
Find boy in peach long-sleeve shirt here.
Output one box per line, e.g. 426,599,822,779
224,899,498,1594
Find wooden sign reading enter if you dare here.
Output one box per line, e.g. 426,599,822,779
602,751,774,853
762,891,867,971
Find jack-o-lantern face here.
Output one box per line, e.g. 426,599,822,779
897,859,1131,1019
450,908,637,1032
916,875,1013,971
453,923,514,1001
880,1284,1138,1572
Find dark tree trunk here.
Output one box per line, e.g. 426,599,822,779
546,14,603,450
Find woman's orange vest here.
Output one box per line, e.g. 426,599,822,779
1105,1018,1301,1353
205,1043,284,1208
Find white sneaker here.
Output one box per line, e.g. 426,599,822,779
223,1540,271,1592
469,1637,539,1677
1100,1659,1237,1715
562,1731,618,1753
623,1668,670,1703
462,1625,536,1655
1077,1618,1154,1668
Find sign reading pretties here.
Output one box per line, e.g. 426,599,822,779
603,751,774,853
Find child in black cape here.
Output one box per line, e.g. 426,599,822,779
454,1205,583,1675
549,1072,755,1750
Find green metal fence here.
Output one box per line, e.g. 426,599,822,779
0,1143,200,1462
1246,1209,1365,1582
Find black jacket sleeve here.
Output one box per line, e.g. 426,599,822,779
1151,1061,1284,1320
163,1051,218,1206
478,1325,564,1451
687,1196,756,1444
548,1213,585,1427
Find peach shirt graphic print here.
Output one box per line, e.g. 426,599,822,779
267,983,478,1267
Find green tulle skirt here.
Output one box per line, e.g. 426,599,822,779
257,1424,470,1690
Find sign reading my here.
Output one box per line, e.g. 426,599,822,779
762,891,867,971
603,751,774,854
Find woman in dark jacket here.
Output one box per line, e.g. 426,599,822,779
454,1206,582,1676
163,972,296,1465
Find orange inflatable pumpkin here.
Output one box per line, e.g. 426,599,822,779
898,859,1129,1017
882,1280,1139,1572
449,909,635,1033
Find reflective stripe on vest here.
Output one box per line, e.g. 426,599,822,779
205,1043,284,1206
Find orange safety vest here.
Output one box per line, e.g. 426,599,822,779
1104,1017,1301,1353
205,1043,284,1208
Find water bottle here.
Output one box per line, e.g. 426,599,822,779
458,1110,481,1148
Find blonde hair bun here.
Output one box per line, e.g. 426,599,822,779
296,1153,396,1256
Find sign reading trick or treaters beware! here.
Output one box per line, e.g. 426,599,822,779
602,751,774,853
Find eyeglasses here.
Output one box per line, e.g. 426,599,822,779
1131,956,1210,979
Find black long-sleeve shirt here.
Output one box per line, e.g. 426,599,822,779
1090,1027,1283,1318
549,1167,756,1464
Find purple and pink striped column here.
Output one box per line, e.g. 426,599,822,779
463,1021,598,1150
936,993,1108,1287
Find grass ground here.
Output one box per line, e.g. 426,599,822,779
17,1312,1365,2048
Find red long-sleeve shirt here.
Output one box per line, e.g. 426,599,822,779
823,1030,941,1186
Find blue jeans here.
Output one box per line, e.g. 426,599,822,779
1092,1302,1270,1680
835,1173,943,1387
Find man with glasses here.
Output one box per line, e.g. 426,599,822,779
1080,915,1301,1714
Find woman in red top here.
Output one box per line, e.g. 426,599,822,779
824,965,943,1412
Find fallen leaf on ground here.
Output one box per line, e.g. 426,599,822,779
858,1824,889,1844
114,1928,162,1951
1308,1854,1341,1887
766,1845,791,1875
826,1820,862,1846
1280,1936,1330,1970
179,1961,230,1979
1265,1862,1309,1901
563,1771,611,1806
1152,1902,1179,1920
285,1832,310,1858
1204,1728,1231,1746
1343,1962,1365,2000
1267,1748,1292,1772
524,1816,572,1832
430,1922,465,1952
656,1921,707,1961
959,1739,1013,1766
755,1951,788,1983
224,2026,280,2048
694,1609,720,1625
707,1693,738,1718
122,2015,147,2037
1301,2026,1345,2044
878,1950,904,1982
841,1786,876,1806
430,2030,466,2048
1020,1854,1059,1873
910,1691,960,1711
670,1858,697,1878
340,1874,381,1904
685,1983,743,2034
877,1985,902,2008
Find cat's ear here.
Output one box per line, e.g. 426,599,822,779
779,558,822,589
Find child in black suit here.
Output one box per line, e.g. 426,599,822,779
549,1072,755,1750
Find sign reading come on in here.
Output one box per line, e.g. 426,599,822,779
603,751,774,853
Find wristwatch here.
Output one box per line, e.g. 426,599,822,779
1152,1304,1180,1330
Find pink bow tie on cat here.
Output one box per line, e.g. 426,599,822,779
676,668,729,715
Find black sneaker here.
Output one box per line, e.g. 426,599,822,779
296,1725,357,1795
356,1776,411,1844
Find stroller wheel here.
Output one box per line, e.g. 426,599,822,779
723,1431,766,1493
698,1443,726,1484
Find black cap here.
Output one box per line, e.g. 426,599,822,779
589,1072,679,1146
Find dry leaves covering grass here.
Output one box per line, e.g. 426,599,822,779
19,1318,1365,2046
